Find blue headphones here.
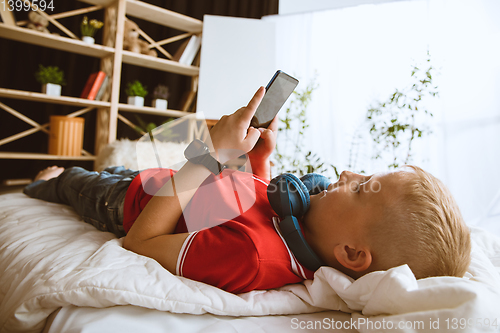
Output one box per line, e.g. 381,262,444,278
267,173,331,271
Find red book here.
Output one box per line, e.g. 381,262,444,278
80,71,106,100
80,72,97,99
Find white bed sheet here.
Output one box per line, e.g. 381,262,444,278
47,306,357,333
1,193,500,333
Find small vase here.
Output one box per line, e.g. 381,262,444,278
152,99,168,110
49,116,85,156
127,96,144,107
42,83,62,96
82,36,95,45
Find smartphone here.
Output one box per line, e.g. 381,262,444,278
250,70,299,128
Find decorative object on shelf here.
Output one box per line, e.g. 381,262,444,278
152,84,169,110
26,11,50,34
123,19,157,57
126,80,148,107
173,35,201,65
80,71,107,100
80,16,103,45
82,36,95,45
94,75,109,101
48,116,85,156
35,64,66,96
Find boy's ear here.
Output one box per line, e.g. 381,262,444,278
333,244,372,272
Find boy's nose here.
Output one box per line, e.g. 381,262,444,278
339,171,366,186
339,170,356,181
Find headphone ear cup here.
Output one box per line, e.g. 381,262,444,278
300,173,332,196
267,173,310,218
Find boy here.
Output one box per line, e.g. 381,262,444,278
24,87,471,293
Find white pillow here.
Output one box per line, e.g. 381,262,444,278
95,139,187,172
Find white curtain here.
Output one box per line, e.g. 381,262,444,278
264,0,500,222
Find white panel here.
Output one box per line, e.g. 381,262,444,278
198,15,276,120
278,0,410,15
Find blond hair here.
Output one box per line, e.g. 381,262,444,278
368,165,471,279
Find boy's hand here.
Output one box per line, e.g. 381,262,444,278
246,110,278,180
209,87,265,162
247,115,278,162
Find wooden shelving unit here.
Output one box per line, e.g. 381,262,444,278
0,0,203,166
0,24,115,58
118,103,191,117
0,152,98,160
0,23,200,76
121,51,199,76
0,88,111,108
80,0,203,33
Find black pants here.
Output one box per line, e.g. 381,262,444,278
23,166,139,237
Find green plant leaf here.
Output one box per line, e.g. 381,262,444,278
35,65,66,85
126,80,148,97
361,51,438,169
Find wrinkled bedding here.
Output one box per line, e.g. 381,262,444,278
1,193,499,333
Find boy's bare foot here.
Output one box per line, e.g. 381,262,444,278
34,166,65,181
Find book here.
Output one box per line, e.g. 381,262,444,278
173,38,189,61
80,72,97,99
80,71,106,100
94,75,108,101
174,35,201,65
87,71,106,100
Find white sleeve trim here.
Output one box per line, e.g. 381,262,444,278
252,176,269,186
176,231,199,276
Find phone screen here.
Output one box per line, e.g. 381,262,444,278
251,71,299,128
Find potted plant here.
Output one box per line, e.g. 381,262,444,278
152,84,169,110
80,16,103,44
35,64,66,96
126,80,148,107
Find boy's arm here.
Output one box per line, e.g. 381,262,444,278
122,87,265,274
246,116,278,180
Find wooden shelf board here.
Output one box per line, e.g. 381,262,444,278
118,104,192,117
78,0,114,6
122,51,199,76
79,0,203,33
0,24,115,58
0,152,96,160
0,88,111,108
125,0,203,33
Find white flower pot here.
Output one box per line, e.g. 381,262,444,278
152,99,168,110
42,83,62,96
127,96,144,107
82,36,95,44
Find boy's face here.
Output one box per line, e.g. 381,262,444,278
302,170,405,267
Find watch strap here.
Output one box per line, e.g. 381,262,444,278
197,153,226,175
184,139,227,175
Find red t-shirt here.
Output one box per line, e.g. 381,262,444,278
123,168,314,293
